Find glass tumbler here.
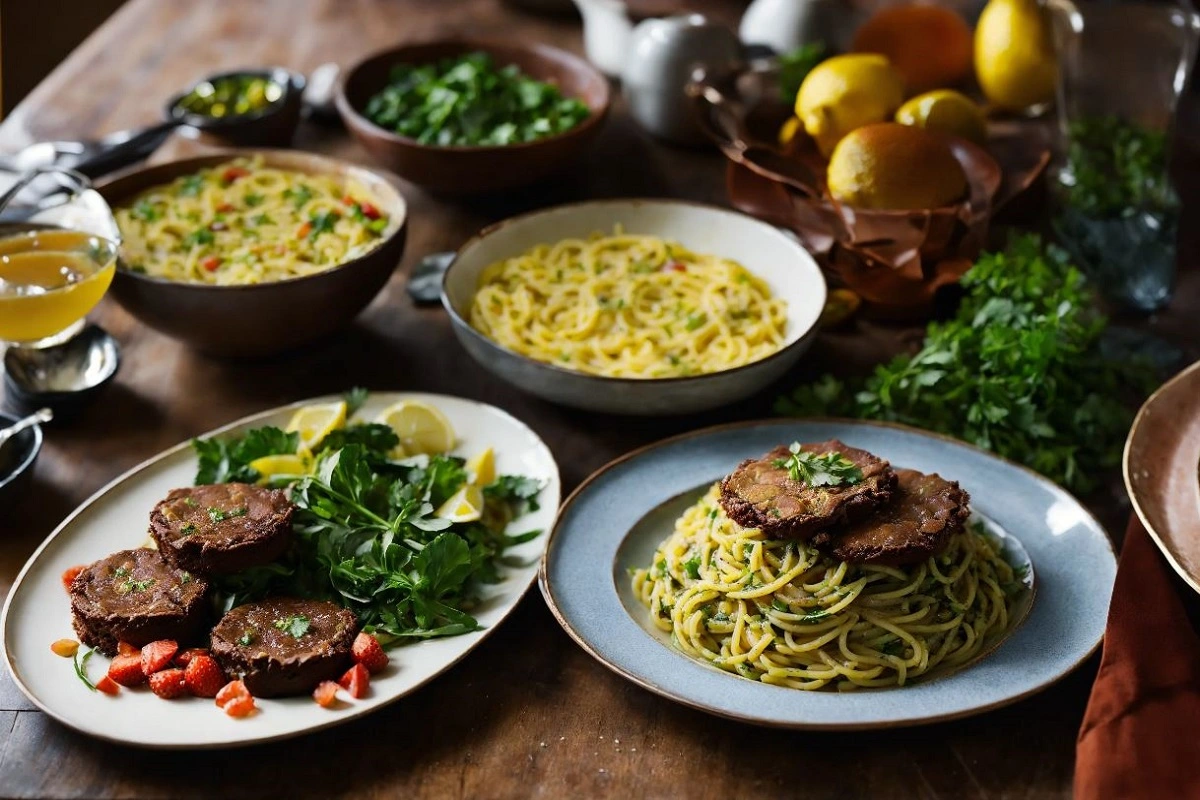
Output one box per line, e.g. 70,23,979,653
1047,0,1200,312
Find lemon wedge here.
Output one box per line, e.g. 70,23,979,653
248,453,310,484
434,484,484,523
376,401,456,455
286,401,347,450
466,447,495,487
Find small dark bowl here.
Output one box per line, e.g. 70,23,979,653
98,150,409,358
4,325,120,420
0,410,43,508
165,67,305,147
336,39,611,194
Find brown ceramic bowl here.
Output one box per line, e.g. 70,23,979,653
99,150,408,358
165,67,305,148
336,39,611,194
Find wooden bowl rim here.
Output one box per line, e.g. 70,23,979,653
335,37,612,154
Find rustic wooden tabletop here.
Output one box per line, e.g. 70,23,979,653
0,1,1197,797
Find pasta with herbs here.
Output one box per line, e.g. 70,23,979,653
468,230,788,379
114,157,391,286
632,484,1027,691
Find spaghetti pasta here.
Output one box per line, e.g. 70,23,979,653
114,157,391,286
632,484,1025,691
468,231,788,379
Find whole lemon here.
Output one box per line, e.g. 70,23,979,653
975,0,1058,112
895,90,988,145
826,122,968,210
852,5,974,94
796,54,906,158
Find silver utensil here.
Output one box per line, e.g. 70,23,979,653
407,251,455,305
0,407,52,453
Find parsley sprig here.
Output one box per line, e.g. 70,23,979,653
770,444,863,487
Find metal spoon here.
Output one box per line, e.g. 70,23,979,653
0,407,52,453
407,251,455,305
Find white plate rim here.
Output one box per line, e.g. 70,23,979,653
1,392,561,749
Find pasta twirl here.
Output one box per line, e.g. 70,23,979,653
632,484,1025,691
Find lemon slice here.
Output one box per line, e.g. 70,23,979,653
434,484,484,523
466,447,495,487
376,401,455,455
286,401,347,450
248,454,310,484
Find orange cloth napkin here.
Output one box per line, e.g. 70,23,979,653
1075,516,1200,799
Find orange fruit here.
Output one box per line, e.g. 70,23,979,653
852,5,974,94
826,122,968,210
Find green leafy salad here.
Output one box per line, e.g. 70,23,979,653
363,51,590,146
776,235,1159,494
190,400,544,645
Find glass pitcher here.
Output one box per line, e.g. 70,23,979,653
1046,0,1200,313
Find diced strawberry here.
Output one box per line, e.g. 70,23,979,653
107,654,147,687
184,655,225,698
201,256,222,272
50,639,79,658
312,680,339,708
337,663,370,699
174,647,208,667
149,668,187,699
61,565,84,591
351,632,388,674
223,695,257,718
222,166,249,183
215,679,250,709
358,202,380,220
141,640,178,675
117,641,140,657
95,675,120,696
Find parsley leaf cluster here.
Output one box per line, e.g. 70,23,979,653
770,444,863,487
775,235,1158,493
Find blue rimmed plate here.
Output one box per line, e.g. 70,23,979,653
540,419,1115,730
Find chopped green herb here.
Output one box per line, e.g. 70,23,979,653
112,566,129,578
273,615,311,638
880,638,904,656
771,598,790,612
243,192,265,207
183,497,198,508
685,312,708,331
131,199,161,222
237,630,255,647
182,228,215,248
181,523,196,535
683,557,702,580
73,648,96,691
282,185,314,209
208,506,248,523
771,443,864,487
306,209,340,242
178,175,205,197
119,578,155,594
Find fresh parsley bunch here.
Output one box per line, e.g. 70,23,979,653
776,235,1158,493
771,443,862,487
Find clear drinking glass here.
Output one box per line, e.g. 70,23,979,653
1047,0,1199,312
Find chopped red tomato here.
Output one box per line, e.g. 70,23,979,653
312,681,339,708
60,565,84,591
216,202,235,213
296,222,312,239
664,261,687,273
358,202,380,220
341,194,356,206
337,663,370,699
222,166,250,183
201,256,222,272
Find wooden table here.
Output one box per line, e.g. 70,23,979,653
1,1,1197,797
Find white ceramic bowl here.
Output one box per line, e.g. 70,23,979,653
441,199,827,415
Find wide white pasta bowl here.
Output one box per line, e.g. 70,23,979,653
441,199,826,415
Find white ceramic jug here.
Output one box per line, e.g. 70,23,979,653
739,0,859,53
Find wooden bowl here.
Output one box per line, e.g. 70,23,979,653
99,150,408,358
336,39,611,195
